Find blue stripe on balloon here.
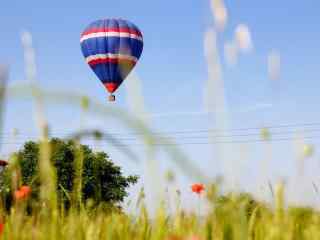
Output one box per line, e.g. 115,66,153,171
92,63,124,84
80,37,143,59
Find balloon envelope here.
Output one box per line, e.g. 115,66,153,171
80,19,143,94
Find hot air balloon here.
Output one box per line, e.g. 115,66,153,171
80,19,143,101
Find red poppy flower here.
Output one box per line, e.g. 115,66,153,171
191,183,205,195
166,235,181,240
0,222,4,235
14,190,24,200
186,236,201,240
14,185,31,200
20,186,31,195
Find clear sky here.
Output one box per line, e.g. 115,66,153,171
1,0,320,211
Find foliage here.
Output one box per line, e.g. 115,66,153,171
0,138,138,210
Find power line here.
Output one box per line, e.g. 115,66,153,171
33,135,320,146
3,127,320,142
82,128,320,141
0,135,317,156
1,122,320,137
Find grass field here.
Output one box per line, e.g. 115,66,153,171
1,178,320,239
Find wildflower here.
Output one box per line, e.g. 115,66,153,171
191,183,205,195
186,235,201,240
15,185,31,200
167,235,201,240
14,190,25,200
166,235,181,240
20,186,31,195
0,222,4,235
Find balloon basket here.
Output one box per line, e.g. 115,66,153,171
108,94,116,102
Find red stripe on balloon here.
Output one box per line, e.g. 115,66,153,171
104,82,119,93
81,28,142,37
88,58,136,67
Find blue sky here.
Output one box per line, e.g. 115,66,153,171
1,0,320,209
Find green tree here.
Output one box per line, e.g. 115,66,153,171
0,138,138,210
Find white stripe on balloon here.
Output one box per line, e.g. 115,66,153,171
80,32,143,43
85,53,138,64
